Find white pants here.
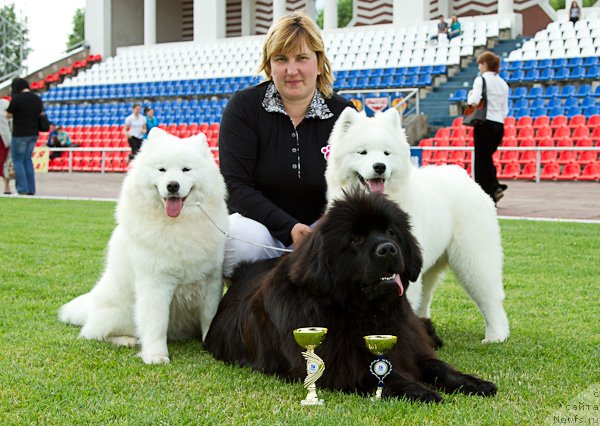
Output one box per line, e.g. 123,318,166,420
222,213,288,277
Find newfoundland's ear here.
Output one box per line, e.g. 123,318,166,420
399,226,423,286
287,231,334,293
328,107,360,146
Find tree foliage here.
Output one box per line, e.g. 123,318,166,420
67,8,84,50
549,0,595,10
317,0,353,28
0,4,30,78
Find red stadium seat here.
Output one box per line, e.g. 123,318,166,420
557,138,574,147
504,116,516,128
587,115,600,129
556,162,581,180
579,162,600,181
519,138,536,147
532,115,550,129
519,150,537,164
451,117,463,128
450,138,467,147
501,137,518,147
434,127,451,141
540,162,560,180
500,150,519,164
591,128,600,144
516,116,533,129
540,150,558,163
535,127,552,140
448,149,467,165
538,137,554,147
550,115,568,129
518,163,537,179
557,150,576,164
578,150,598,164
499,162,521,179
553,126,571,140
572,126,590,140
516,126,534,141
568,115,586,129
504,127,517,139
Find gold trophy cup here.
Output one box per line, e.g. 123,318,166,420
364,335,398,400
293,327,328,406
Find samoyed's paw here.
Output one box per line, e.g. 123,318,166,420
107,336,139,347
140,352,170,364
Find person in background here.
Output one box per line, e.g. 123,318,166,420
568,1,581,24
47,125,72,160
467,51,509,205
448,15,462,39
218,11,355,277
429,15,449,44
123,104,146,160
0,97,12,194
143,106,158,140
6,78,45,196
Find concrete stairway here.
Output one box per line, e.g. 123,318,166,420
419,37,526,131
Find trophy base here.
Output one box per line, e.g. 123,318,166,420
301,398,324,406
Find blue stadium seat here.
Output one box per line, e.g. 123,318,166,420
507,70,525,83
432,64,447,74
514,98,529,109
506,60,522,71
548,106,564,117
581,97,597,108
537,59,552,69
542,86,559,99
558,85,576,98
566,106,582,117
564,98,579,108
583,106,599,116
404,75,418,86
513,107,530,118
583,57,599,67
406,66,419,76
547,98,563,108
576,84,593,97
526,86,543,99
419,65,433,75
554,67,570,81
392,75,405,86
522,60,538,70
380,75,394,87
531,107,547,117
393,67,407,76
367,76,382,88
523,69,540,82
539,68,555,81
570,67,585,79
356,77,369,89
567,57,583,68
584,66,600,80
551,58,567,69
510,86,527,100
499,70,510,80
449,89,468,102
531,98,546,109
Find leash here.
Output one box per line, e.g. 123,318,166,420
194,202,293,253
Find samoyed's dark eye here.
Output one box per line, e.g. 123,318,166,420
182,168,191,172
358,150,367,155
158,168,166,172
384,151,390,156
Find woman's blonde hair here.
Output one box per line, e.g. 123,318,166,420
258,11,334,98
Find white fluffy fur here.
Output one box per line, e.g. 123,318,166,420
325,108,509,343
59,128,229,363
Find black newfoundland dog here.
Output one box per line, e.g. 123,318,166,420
204,191,496,402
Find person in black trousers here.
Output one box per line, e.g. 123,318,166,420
467,52,509,204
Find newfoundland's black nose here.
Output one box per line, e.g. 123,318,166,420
373,162,386,175
167,181,180,193
375,242,398,258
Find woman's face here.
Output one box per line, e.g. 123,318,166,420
269,40,320,105
478,61,489,73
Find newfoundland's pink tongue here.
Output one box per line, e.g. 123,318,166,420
367,179,385,193
394,274,404,297
166,197,183,218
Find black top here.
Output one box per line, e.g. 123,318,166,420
7,92,44,137
219,81,355,246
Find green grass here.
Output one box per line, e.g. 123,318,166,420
0,199,598,425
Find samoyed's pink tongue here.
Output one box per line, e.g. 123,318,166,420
367,179,385,193
166,197,183,218
394,274,404,297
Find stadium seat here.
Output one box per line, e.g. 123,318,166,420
500,150,519,164
516,126,534,141
499,161,521,179
540,161,560,180
587,115,600,130
550,115,568,129
557,150,576,164
536,126,553,139
519,162,538,180
572,126,590,139
553,126,571,140
556,162,581,180
579,162,600,181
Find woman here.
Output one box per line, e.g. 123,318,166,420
569,1,581,24
448,15,461,40
6,78,45,196
143,106,158,139
219,12,355,277
0,97,12,194
467,51,509,204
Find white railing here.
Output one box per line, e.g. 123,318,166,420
416,146,600,183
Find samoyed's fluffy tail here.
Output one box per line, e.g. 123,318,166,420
58,293,91,326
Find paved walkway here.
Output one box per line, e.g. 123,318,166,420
4,172,600,222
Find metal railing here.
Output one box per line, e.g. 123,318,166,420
416,146,600,183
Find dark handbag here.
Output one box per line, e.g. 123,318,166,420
463,76,487,127
38,111,50,132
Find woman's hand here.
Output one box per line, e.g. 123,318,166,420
291,223,312,247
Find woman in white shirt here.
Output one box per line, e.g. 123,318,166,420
467,51,509,204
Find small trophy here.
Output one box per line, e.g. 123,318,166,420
293,327,328,406
364,334,398,400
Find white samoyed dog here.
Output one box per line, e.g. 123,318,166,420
59,128,228,363
325,108,509,343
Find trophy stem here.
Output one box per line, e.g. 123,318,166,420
375,384,383,399
300,346,324,406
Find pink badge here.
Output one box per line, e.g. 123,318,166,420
321,144,331,160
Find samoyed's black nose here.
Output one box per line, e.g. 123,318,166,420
167,181,180,193
373,162,386,175
375,242,398,258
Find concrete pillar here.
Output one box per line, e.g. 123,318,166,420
394,0,428,26
273,0,286,23
324,0,338,29
242,0,255,36
84,0,112,58
194,0,226,41
497,0,514,15
144,0,157,45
